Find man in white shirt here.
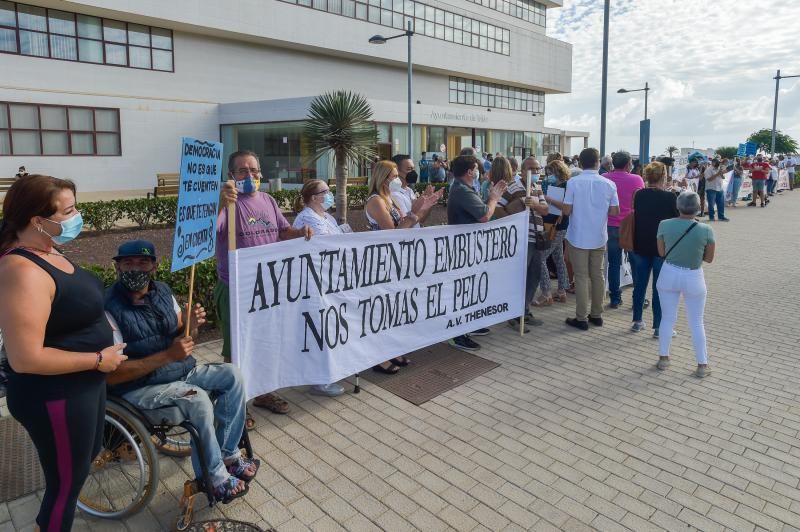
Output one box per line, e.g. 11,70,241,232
704,159,729,221
784,154,796,191
553,148,620,330
390,154,425,227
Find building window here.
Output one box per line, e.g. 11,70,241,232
542,133,560,155
465,0,546,27
449,77,544,114
0,0,174,71
278,0,511,55
0,101,121,156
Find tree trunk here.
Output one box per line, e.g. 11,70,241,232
334,148,348,225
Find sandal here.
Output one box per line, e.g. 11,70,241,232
565,282,576,294
532,295,553,307
554,290,567,303
252,393,290,415
372,362,401,374
213,476,249,504
391,356,410,367
245,408,256,431
227,456,260,483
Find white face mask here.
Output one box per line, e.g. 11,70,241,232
389,177,403,192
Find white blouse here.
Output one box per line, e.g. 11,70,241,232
293,207,342,236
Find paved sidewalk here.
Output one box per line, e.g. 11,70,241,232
3,192,800,531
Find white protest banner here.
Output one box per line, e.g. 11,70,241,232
229,212,528,399
777,169,791,191
170,137,224,272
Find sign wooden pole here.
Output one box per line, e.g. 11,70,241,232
522,169,531,337
184,264,196,338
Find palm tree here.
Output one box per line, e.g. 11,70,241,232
303,91,378,224
666,146,678,158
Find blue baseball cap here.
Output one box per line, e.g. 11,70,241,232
114,240,157,261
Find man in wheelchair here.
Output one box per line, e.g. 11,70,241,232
104,240,258,504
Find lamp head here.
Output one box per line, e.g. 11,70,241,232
369,35,387,44
617,88,629,93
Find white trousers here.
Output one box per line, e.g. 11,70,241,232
656,262,708,364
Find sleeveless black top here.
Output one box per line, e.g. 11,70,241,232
5,249,113,397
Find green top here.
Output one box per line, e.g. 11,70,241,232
657,218,715,269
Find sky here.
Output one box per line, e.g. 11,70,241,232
543,0,800,156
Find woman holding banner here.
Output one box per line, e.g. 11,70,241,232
365,161,442,372
0,175,128,531
292,179,347,396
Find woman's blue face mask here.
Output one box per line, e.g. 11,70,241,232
42,212,83,245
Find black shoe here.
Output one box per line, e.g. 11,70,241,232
448,336,481,352
608,302,620,309
507,318,530,334
718,217,730,222
588,316,604,326
747,202,757,207
470,327,491,336
565,318,589,331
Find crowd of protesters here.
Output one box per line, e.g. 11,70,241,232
0,144,795,526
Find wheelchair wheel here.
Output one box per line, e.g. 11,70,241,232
152,426,192,457
78,400,159,519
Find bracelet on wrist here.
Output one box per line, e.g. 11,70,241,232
94,351,103,370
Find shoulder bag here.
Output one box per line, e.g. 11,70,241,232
664,221,698,259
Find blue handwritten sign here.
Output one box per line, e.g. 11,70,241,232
170,137,223,272
737,143,747,157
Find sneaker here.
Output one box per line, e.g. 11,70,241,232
565,318,589,331
630,321,645,332
608,301,620,309
449,336,481,352
708,218,715,222
656,357,670,370
694,366,711,378
507,318,530,334
653,329,677,339
310,383,345,397
524,313,544,326
588,316,603,326
719,217,730,222
747,202,757,207
643,298,650,309
470,327,491,336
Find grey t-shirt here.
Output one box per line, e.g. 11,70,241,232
658,218,715,269
448,179,487,225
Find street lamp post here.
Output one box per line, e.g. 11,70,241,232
370,22,414,159
771,69,800,157
618,83,651,162
599,0,610,157
617,82,650,120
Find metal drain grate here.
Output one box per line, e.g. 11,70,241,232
362,343,500,405
0,416,45,503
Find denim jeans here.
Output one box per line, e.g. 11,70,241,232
729,177,742,204
631,253,664,328
525,242,544,307
606,226,623,304
706,189,725,220
122,363,246,487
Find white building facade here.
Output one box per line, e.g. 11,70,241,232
0,0,585,198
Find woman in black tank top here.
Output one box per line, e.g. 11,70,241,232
0,175,127,531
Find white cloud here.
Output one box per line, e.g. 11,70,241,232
544,0,800,155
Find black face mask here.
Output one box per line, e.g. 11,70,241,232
119,270,152,292
406,170,418,183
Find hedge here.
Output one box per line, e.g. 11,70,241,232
78,197,178,231
73,182,449,231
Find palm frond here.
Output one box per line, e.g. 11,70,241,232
303,91,378,165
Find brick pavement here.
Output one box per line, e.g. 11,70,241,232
2,191,800,531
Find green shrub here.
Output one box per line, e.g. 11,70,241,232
79,200,125,231
86,257,220,327
119,198,161,228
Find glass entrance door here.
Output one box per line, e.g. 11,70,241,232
446,127,473,157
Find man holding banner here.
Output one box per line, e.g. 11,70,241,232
215,150,312,415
